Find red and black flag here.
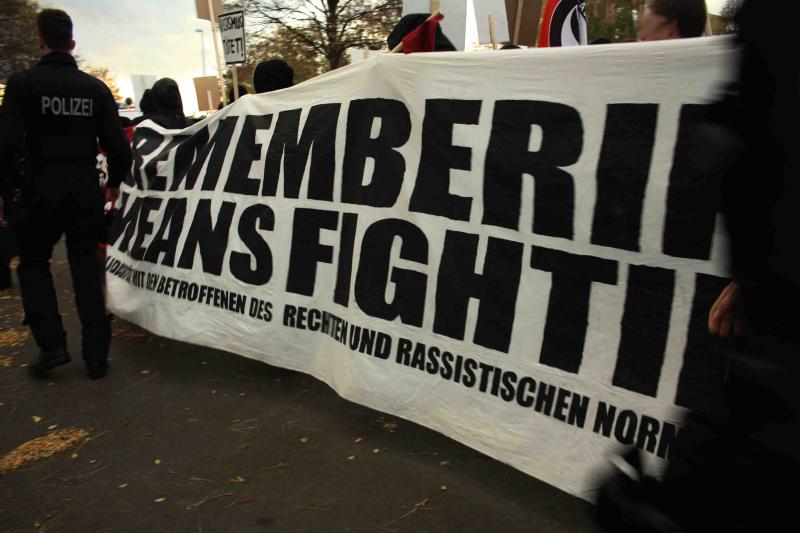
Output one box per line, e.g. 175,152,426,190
537,0,588,47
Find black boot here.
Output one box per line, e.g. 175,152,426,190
28,347,71,378
86,359,108,380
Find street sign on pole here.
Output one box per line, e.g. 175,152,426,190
218,9,246,65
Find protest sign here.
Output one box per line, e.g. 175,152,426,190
218,9,246,65
505,0,544,45
108,37,735,500
193,76,220,111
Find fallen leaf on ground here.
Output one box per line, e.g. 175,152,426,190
48,425,58,430
223,495,254,509
373,448,380,454
382,422,398,431
186,492,232,510
347,455,356,461
154,497,166,503
441,485,448,491
0,329,30,348
440,460,450,466
229,476,245,483
0,428,89,472
71,453,79,460
154,459,161,465
299,436,308,443
32,416,42,423
354,437,363,443
118,483,128,488
140,370,150,375
89,459,97,464
384,498,430,528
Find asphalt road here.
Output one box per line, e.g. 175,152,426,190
0,245,600,532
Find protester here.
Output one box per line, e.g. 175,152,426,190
252,59,294,94
217,84,249,109
599,1,799,530
0,183,13,290
670,0,799,529
131,88,154,126
0,8,132,379
637,0,707,41
144,77,190,129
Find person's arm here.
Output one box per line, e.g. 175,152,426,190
96,85,132,199
0,73,26,197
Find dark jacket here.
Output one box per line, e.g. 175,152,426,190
719,0,800,340
0,51,131,188
145,77,191,130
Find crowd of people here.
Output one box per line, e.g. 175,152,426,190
0,1,797,531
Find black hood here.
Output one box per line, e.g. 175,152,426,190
139,89,155,114
151,77,184,114
253,59,294,94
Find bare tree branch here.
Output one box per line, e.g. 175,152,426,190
246,0,400,70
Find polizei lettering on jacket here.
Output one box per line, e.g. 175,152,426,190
41,95,93,117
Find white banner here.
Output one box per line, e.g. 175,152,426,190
106,37,736,501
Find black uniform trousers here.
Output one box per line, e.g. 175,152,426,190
13,164,110,364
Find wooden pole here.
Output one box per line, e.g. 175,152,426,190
489,15,498,49
232,65,239,100
207,0,227,106
513,0,524,44
391,9,444,53
206,89,213,111
534,0,548,47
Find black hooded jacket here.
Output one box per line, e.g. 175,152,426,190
132,78,190,129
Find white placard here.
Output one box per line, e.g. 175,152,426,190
218,9,246,64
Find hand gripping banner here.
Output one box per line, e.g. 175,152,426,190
106,37,735,500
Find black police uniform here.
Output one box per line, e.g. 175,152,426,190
0,50,132,374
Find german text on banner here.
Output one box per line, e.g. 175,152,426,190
106,37,735,501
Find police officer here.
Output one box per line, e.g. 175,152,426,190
0,9,132,379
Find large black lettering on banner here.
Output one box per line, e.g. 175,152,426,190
355,219,428,327
341,99,411,208
409,99,481,221
483,100,583,239
262,104,340,200
434,231,523,353
613,265,675,397
592,104,658,252
531,247,618,373
662,105,719,260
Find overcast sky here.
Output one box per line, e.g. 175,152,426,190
40,0,730,114
42,0,228,113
